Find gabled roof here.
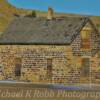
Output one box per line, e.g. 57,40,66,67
0,16,89,45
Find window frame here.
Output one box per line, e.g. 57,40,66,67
81,28,91,50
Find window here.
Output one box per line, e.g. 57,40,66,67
81,29,91,49
47,58,52,80
98,52,100,58
81,58,90,77
15,58,22,78
0,64,2,73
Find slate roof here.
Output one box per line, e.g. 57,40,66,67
0,16,89,45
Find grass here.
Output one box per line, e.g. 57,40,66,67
0,0,31,32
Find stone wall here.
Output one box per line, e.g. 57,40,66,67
71,27,99,57
0,45,99,84
72,35,88,57
0,45,73,84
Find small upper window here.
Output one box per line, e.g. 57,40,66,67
81,28,91,49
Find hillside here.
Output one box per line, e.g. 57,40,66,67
0,0,100,33
91,16,100,31
0,0,31,32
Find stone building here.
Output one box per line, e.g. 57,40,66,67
0,8,100,84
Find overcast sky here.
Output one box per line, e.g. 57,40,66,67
8,0,100,16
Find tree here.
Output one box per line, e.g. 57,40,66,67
31,10,36,17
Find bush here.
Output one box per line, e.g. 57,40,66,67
31,11,36,17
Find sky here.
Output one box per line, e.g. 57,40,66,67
7,0,100,16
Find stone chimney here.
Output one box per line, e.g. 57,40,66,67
47,7,54,20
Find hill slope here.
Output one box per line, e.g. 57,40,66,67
0,0,100,33
0,0,31,32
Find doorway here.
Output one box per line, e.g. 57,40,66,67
80,58,90,83
15,58,22,79
47,58,52,82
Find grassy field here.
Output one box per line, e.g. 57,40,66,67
0,0,31,32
